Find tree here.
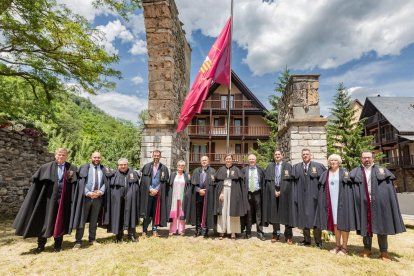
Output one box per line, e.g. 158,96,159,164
0,0,141,100
327,83,378,170
253,67,290,168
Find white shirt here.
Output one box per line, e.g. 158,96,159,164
363,165,373,199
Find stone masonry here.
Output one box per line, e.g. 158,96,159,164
278,75,328,165
140,0,191,170
0,128,53,216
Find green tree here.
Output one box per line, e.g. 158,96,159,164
253,67,290,168
0,0,141,99
327,83,379,170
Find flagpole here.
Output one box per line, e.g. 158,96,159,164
226,0,233,154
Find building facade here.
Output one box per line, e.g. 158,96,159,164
188,71,270,170
360,96,414,192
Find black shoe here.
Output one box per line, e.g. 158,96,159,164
129,236,138,243
244,233,252,239
315,243,323,249
53,247,61,253
115,237,123,243
297,241,311,247
33,246,45,254
257,233,266,241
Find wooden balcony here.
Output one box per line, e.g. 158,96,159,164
382,155,414,168
188,125,271,137
202,100,258,110
189,153,249,165
381,131,398,144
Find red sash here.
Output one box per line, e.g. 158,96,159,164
153,191,161,226
53,168,66,238
362,169,373,237
325,172,334,232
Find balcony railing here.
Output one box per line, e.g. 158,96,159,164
188,125,271,136
189,153,249,164
382,155,414,168
365,113,385,126
202,100,258,110
381,131,398,143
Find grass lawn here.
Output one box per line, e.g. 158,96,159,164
1,216,413,275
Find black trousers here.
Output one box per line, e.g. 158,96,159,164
272,223,293,239
195,195,206,233
75,197,102,243
303,228,322,244
38,236,62,249
115,195,136,239
243,191,263,235
143,195,158,232
363,234,388,252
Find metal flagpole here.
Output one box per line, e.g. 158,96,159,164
226,0,233,154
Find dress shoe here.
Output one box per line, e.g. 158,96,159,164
271,235,280,243
53,247,61,253
297,241,311,247
152,231,159,238
72,243,81,251
115,238,123,243
286,239,293,245
360,249,371,258
380,252,391,262
219,234,224,240
129,236,138,243
89,240,100,246
245,233,252,239
230,234,236,240
257,233,266,241
315,243,323,249
33,246,45,254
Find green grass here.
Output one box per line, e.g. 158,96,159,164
1,216,413,275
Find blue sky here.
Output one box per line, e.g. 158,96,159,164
57,0,414,123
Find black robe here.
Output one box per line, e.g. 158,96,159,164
262,162,294,226
13,161,77,238
69,164,112,231
314,168,358,232
139,162,170,227
350,165,406,236
185,166,216,229
166,172,191,221
291,161,326,229
241,165,265,225
104,169,140,234
215,165,249,217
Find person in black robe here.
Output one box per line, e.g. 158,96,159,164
315,154,357,255
185,156,216,237
104,158,140,242
140,150,170,237
70,151,112,249
13,148,77,253
241,154,265,241
291,148,326,248
263,149,294,244
350,151,406,261
215,154,249,239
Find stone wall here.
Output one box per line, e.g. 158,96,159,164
278,75,328,165
0,128,53,216
140,0,191,170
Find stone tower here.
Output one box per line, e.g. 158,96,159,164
140,0,191,169
278,75,328,165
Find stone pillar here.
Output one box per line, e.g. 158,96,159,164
140,0,191,170
278,75,328,165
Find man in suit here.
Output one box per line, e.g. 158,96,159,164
291,148,326,248
263,149,294,244
71,151,109,250
140,150,170,237
241,154,265,241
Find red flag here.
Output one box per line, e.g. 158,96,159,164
176,17,232,132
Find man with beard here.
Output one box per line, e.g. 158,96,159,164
13,148,77,253
241,154,265,241
291,148,326,248
71,151,112,250
350,151,406,261
104,158,140,242
263,150,294,244
185,156,216,237
140,150,170,237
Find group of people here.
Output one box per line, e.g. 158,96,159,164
12,147,406,261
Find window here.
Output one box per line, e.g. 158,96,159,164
220,95,234,109
235,144,242,154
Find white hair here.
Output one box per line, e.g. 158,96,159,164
327,154,342,165
118,158,128,164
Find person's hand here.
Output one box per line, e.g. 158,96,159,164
219,193,224,202
275,191,280,198
199,189,206,196
149,189,158,197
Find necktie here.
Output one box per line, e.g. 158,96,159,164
275,163,280,186
200,169,206,185
58,165,64,180
94,166,99,191
304,164,308,175
249,168,255,192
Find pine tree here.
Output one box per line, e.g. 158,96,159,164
327,83,377,170
253,67,290,168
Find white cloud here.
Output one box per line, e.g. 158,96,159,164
129,39,147,55
81,92,147,123
131,75,144,85
126,13,146,36
176,0,414,75
57,0,112,21
96,20,134,55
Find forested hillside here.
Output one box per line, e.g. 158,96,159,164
0,77,143,168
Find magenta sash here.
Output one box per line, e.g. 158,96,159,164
53,168,66,238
